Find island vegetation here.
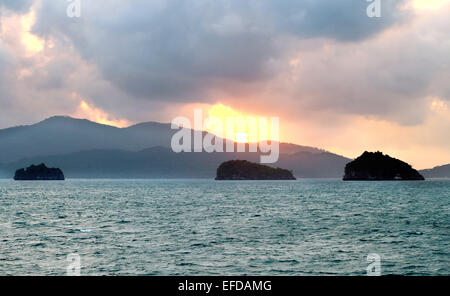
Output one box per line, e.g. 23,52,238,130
14,164,65,181
343,151,424,181
215,160,296,180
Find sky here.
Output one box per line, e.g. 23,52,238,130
0,0,449,169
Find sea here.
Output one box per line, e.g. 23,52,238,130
0,179,448,276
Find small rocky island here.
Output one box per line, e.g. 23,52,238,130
343,151,425,181
215,160,296,180
14,164,65,181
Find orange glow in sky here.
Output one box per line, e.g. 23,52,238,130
21,11,45,53
74,99,131,128
206,103,277,143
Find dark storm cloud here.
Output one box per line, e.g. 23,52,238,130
33,0,277,100
31,0,409,102
262,0,408,41
0,0,33,13
4,0,447,129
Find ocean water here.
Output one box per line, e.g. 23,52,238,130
0,179,448,276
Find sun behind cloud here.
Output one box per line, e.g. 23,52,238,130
206,103,277,143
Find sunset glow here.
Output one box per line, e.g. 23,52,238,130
234,132,250,144
21,11,44,53
75,99,131,128
412,0,449,10
206,104,277,143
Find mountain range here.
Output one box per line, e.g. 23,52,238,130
420,164,450,179
0,116,447,179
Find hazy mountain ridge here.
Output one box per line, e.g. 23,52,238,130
0,116,353,178
420,164,450,178
1,116,446,179
0,116,173,163
0,116,328,163
0,147,350,179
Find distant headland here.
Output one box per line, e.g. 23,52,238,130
14,164,65,181
343,151,425,181
215,160,296,180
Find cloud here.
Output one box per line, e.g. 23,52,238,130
0,0,449,167
73,96,131,128
0,0,33,13
261,0,409,41
0,7,150,128
30,0,410,102
286,4,450,125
